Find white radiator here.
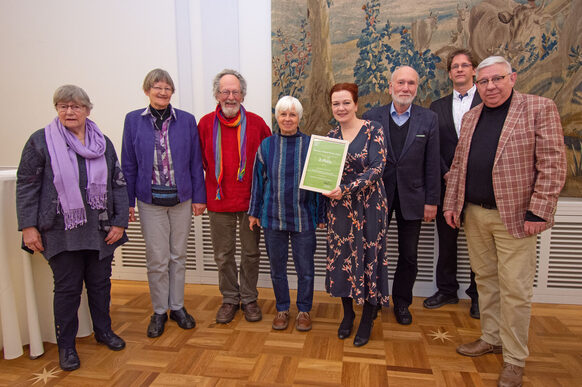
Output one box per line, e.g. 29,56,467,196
113,199,582,305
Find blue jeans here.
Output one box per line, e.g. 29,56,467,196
263,228,316,312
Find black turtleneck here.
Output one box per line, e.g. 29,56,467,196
150,105,171,130
464,92,513,207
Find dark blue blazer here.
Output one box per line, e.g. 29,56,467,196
429,91,481,204
363,103,440,220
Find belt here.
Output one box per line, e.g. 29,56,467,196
473,202,496,210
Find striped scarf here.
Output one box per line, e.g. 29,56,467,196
212,104,247,200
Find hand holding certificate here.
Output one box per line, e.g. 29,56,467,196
299,135,348,194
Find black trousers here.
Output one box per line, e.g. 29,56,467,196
435,206,478,300
388,194,422,308
48,250,113,349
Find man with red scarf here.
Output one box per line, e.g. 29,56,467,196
198,69,271,324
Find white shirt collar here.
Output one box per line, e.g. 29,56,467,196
453,84,476,101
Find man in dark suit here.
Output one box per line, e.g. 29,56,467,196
363,66,440,325
424,49,481,319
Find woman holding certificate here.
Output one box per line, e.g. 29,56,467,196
249,96,324,332
323,83,389,347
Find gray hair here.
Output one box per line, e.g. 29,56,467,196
212,69,247,99
53,85,93,110
390,65,420,83
142,68,175,92
476,56,513,78
275,96,303,120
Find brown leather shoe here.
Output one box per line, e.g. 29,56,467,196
242,301,262,322
295,311,312,332
456,338,503,357
272,311,289,330
497,362,523,387
216,303,239,324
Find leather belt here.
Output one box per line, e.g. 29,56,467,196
474,202,496,210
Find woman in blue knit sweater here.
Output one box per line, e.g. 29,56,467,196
248,96,324,332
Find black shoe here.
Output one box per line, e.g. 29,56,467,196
95,331,126,351
338,311,355,339
170,307,196,329
423,292,459,309
59,347,80,371
394,305,412,325
470,299,480,319
338,325,353,339
353,320,374,347
147,313,168,338
353,335,370,347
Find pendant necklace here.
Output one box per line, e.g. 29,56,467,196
152,106,169,130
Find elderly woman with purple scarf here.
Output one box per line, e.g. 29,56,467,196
16,85,129,371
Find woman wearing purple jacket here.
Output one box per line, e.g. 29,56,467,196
121,69,206,339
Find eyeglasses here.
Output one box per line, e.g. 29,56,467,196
56,104,84,113
476,74,510,87
451,63,472,70
151,86,173,93
218,90,241,98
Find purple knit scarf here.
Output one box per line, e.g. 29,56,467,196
45,117,107,230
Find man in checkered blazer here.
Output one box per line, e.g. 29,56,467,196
443,56,566,387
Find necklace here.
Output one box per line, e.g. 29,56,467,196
151,106,168,120
151,106,169,130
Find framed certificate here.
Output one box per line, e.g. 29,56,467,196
300,135,349,193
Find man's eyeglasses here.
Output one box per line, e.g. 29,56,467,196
475,74,510,87
56,104,84,113
218,90,241,98
451,63,472,70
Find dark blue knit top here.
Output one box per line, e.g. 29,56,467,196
248,130,323,231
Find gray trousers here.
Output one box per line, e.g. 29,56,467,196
138,199,192,314
208,211,261,305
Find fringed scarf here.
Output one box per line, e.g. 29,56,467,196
212,104,247,200
45,117,107,230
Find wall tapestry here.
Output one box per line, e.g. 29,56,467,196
271,0,582,197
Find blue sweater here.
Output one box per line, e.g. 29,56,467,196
249,131,323,232
121,107,206,206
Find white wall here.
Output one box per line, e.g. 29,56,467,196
0,0,271,166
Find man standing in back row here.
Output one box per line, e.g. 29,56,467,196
198,69,271,324
425,49,481,319
363,65,440,325
444,56,566,387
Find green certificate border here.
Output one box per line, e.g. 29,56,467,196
300,135,348,193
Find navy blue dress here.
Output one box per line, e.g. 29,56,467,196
325,120,390,306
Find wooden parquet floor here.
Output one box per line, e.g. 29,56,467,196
2,280,581,386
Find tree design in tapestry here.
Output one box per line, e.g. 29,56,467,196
271,0,582,197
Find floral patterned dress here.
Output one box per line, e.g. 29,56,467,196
325,120,390,306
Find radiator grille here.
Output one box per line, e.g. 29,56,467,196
115,204,582,303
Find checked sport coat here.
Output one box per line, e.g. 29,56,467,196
443,90,567,238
